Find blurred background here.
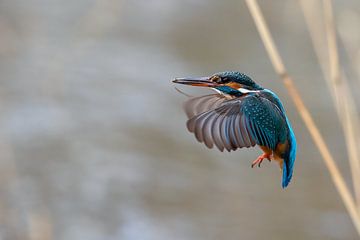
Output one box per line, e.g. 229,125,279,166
0,0,360,239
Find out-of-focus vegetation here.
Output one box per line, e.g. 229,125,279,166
247,0,360,235
0,0,360,239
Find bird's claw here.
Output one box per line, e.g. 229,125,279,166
251,158,263,168
251,153,271,168
251,161,262,168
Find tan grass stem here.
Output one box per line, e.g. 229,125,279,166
245,0,360,235
299,0,360,208
323,0,360,209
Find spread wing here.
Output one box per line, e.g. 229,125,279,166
183,93,287,152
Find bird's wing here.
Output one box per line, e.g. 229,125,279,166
184,93,287,152
183,93,229,119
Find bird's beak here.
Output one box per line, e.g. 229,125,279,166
172,77,218,87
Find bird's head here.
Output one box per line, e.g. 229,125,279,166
173,71,262,94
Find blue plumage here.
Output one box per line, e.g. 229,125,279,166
173,71,297,188
282,119,297,188
262,89,297,187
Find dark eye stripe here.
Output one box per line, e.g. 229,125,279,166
222,77,229,83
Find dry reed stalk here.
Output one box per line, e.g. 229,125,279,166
28,211,53,240
339,32,360,84
245,0,360,235
323,0,360,207
337,10,360,85
0,140,22,239
299,0,360,208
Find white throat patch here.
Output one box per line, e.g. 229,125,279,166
237,88,260,93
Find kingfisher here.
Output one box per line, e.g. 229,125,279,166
173,71,297,188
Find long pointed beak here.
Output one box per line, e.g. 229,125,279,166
172,77,218,87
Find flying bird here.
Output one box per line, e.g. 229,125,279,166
173,71,297,188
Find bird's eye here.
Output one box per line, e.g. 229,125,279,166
210,75,222,83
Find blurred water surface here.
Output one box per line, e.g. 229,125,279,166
0,0,359,239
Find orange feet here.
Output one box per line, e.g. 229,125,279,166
251,153,272,168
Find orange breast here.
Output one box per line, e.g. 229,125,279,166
275,141,288,157
259,144,287,169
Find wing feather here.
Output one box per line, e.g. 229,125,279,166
182,93,287,152
219,107,233,152
234,114,245,147
211,109,226,151
202,111,217,148
193,111,210,142
229,113,239,147
184,94,227,118
239,115,252,147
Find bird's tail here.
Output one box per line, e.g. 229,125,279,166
282,129,297,188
